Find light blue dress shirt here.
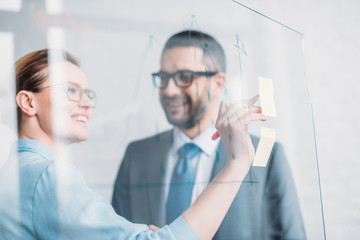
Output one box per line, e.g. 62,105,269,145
0,139,199,240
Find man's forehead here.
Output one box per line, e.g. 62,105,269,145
162,46,204,57
161,46,206,70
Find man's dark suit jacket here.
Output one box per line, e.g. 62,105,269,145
112,130,306,239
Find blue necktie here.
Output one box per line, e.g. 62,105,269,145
166,143,200,224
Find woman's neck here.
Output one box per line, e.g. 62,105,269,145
19,123,68,155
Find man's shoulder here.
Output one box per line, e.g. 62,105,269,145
120,130,173,166
125,129,173,153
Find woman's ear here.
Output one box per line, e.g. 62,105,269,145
16,90,37,117
210,72,227,98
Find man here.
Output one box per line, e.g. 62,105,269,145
112,30,306,239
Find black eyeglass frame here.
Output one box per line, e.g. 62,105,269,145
152,70,218,89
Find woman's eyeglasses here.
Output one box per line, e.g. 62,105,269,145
34,82,97,108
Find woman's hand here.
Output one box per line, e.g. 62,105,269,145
148,224,160,232
214,97,266,164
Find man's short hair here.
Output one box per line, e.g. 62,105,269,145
162,30,226,73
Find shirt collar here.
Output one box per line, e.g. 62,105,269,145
173,126,220,156
11,139,56,161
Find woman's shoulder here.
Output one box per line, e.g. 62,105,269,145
21,156,87,201
11,139,83,190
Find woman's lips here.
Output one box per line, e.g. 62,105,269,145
71,114,89,126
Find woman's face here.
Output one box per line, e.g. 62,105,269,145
35,61,93,143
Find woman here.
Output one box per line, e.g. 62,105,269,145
0,49,266,239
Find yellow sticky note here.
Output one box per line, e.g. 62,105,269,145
252,127,276,167
259,77,276,117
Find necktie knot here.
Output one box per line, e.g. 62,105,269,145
178,143,200,159
176,143,200,175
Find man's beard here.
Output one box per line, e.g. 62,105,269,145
162,95,207,129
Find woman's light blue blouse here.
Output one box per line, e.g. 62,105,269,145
0,139,199,240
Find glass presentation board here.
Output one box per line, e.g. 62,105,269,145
0,0,325,239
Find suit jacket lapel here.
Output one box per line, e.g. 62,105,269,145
211,137,260,182
146,130,173,227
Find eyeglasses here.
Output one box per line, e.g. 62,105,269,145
152,70,218,89
35,81,97,108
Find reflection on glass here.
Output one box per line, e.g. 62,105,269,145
0,0,21,12
0,31,16,166
45,0,63,15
